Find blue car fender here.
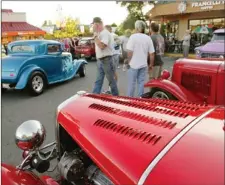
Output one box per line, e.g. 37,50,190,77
15,65,47,89
73,59,88,73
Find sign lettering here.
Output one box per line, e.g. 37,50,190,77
192,1,224,10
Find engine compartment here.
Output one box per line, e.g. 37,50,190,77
58,124,114,185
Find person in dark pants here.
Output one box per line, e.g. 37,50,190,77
92,17,119,96
149,22,165,80
70,38,76,60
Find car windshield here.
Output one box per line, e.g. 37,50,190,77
2,45,6,53
211,33,225,41
11,45,35,54
79,39,91,45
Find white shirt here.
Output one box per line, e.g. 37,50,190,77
119,35,129,52
110,33,120,55
95,29,113,59
182,34,191,46
126,33,155,69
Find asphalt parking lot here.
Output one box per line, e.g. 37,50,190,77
1,57,176,167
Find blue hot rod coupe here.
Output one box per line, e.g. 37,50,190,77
1,40,88,96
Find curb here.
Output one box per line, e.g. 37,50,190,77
165,53,196,59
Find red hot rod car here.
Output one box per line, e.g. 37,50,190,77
143,58,225,106
2,92,225,185
75,38,96,60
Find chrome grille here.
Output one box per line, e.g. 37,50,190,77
201,53,224,58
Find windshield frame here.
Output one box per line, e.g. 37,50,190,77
211,33,225,42
79,39,91,45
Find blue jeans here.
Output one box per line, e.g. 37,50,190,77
127,66,147,97
92,56,119,96
113,54,120,69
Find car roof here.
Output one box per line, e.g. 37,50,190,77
214,29,225,34
8,40,61,46
80,37,93,40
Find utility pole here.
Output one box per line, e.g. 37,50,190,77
56,4,63,28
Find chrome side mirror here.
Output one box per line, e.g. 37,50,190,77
15,120,46,150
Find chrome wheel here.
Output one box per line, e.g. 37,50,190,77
152,91,169,99
32,75,44,92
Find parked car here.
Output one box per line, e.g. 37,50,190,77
2,92,224,185
75,37,96,60
195,29,225,59
1,40,87,96
142,58,225,105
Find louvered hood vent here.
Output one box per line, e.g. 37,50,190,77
89,103,177,129
94,119,162,145
85,94,192,118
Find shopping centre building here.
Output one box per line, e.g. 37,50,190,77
148,1,225,40
1,9,46,44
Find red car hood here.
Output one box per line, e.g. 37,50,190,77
57,93,224,185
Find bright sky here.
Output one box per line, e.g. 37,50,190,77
2,1,129,27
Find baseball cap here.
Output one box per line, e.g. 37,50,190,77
91,17,102,24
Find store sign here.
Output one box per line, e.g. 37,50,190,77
178,2,187,13
192,1,225,10
18,32,35,35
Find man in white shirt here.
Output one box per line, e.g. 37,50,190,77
92,17,119,96
126,20,155,97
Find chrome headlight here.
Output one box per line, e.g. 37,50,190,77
219,55,224,59
195,49,201,55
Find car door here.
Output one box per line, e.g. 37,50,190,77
43,44,63,81
61,52,74,78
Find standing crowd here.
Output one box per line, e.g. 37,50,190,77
91,17,165,97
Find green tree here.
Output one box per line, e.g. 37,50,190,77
117,1,156,32
53,17,81,38
118,1,156,21
42,20,48,27
111,23,117,27
44,33,55,40
83,25,92,37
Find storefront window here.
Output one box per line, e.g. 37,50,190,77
189,18,224,44
166,21,179,40
189,18,225,32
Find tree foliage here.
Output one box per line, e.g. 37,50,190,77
53,17,81,38
111,23,117,27
83,25,92,36
42,20,48,27
117,1,156,33
120,1,146,21
44,33,55,40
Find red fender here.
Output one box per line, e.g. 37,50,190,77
41,176,60,185
1,163,59,185
144,79,203,103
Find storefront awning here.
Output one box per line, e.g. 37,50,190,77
2,22,46,36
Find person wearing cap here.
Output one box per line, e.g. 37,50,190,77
91,17,119,96
126,20,155,97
